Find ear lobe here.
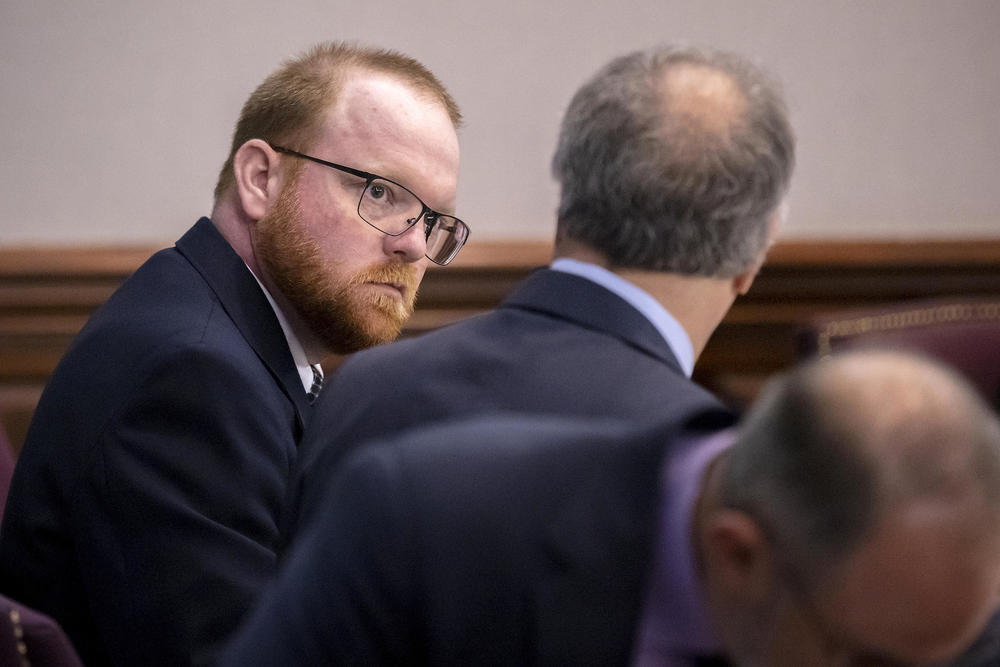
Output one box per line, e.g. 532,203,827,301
233,139,283,221
705,509,775,602
733,212,783,296
732,268,757,296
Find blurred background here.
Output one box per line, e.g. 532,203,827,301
2,0,998,245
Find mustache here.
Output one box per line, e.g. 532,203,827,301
350,262,420,292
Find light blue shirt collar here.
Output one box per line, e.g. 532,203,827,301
550,258,695,377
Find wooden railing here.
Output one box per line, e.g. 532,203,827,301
2,238,999,454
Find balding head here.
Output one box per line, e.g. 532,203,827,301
722,349,1000,574
658,63,747,148
809,351,1000,506
706,350,1000,665
552,45,795,277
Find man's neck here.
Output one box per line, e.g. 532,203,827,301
554,242,737,360
614,269,737,361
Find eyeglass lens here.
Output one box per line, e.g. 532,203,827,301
359,178,468,265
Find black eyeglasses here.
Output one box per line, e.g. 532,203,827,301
271,145,469,266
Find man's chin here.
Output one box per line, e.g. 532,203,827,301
316,301,411,354
360,308,410,345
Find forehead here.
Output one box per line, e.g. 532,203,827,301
313,71,459,194
819,499,1000,663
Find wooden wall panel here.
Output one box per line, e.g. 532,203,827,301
1,239,999,454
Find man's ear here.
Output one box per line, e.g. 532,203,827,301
731,267,758,296
731,211,782,296
233,139,283,221
704,509,775,602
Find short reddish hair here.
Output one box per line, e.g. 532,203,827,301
214,42,461,200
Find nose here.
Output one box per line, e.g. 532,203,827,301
382,217,427,263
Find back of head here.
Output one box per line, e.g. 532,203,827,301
213,42,461,202
552,46,795,277
721,349,1000,579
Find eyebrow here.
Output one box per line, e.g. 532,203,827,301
273,145,457,217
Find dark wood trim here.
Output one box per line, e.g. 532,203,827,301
1,238,999,454
765,238,1000,266
3,237,999,275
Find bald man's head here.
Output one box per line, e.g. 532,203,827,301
552,45,795,277
706,350,1000,666
722,349,1000,577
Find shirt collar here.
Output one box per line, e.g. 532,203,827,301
632,428,736,664
549,258,695,377
245,264,319,393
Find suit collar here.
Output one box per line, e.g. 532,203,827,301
175,218,312,428
502,269,684,374
550,259,695,376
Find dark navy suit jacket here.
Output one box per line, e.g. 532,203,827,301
0,218,312,666
285,268,730,541
224,409,735,666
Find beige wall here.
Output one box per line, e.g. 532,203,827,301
2,0,998,245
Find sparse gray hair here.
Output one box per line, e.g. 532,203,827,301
552,46,795,277
719,350,1000,581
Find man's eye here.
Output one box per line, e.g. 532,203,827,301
368,183,386,200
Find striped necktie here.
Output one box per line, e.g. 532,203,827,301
306,364,324,404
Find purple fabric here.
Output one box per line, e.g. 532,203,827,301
632,429,736,666
0,594,84,667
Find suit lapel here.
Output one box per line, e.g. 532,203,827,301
501,269,684,374
175,218,312,429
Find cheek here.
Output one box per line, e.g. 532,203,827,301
296,176,364,239
301,212,370,269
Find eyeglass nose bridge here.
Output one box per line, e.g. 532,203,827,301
359,182,428,237
401,207,439,240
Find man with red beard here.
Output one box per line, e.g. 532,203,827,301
0,42,466,667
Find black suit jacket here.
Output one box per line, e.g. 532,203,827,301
0,218,312,666
222,409,735,666
286,268,730,540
